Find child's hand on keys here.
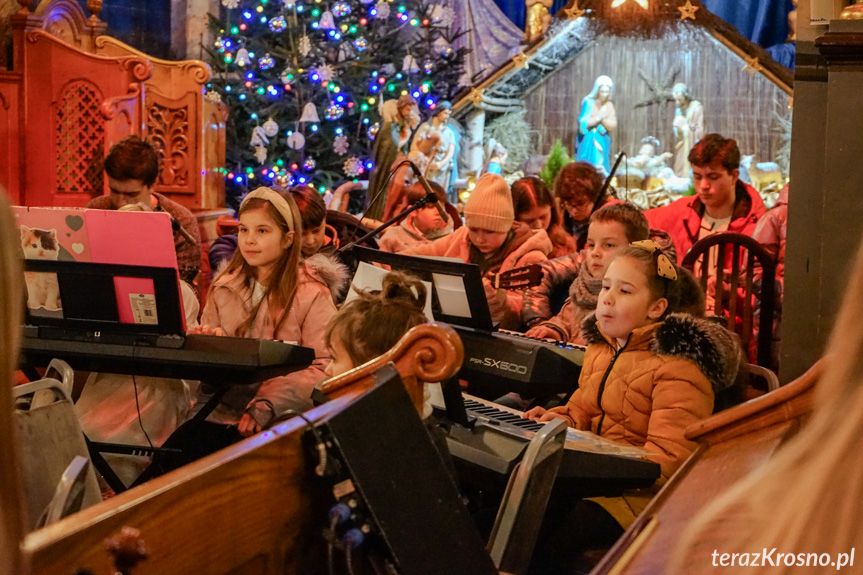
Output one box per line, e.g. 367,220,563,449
187,324,225,336
524,406,570,424
525,324,559,341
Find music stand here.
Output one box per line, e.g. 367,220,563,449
350,246,494,332
22,259,185,348
350,246,489,427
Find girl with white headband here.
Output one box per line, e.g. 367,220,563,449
166,187,338,463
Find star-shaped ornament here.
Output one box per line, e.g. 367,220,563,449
678,0,699,20
742,56,762,78
469,88,484,106
512,52,530,69
563,1,585,19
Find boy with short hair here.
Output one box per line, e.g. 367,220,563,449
525,203,652,344
87,135,201,284
645,134,766,264
378,183,447,253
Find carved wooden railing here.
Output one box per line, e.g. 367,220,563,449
593,359,821,574
0,0,226,213
94,37,227,212
14,323,463,574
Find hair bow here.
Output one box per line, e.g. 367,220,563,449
630,239,678,281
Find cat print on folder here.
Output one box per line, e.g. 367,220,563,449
21,225,62,312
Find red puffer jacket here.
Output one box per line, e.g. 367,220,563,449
645,181,766,264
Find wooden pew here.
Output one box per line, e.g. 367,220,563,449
14,323,464,575
592,360,821,575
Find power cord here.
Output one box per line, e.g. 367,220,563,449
131,374,156,452
268,408,329,477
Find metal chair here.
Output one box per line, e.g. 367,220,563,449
487,418,568,575
13,360,102,531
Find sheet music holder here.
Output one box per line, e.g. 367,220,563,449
22,259,185,348
350,246,495,426
349,246,495,332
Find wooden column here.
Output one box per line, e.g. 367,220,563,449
782,20,863,382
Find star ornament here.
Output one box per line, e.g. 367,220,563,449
563,1,585,19
469,88,485,106
742,56,762,78
512,52,530,69
611,0,649,9
677,0,699,20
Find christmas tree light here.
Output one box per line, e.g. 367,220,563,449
209,0,465,208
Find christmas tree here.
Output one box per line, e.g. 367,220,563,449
207,0,467,210
539,139,573,189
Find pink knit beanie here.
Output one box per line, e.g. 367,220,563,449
464,173,514,233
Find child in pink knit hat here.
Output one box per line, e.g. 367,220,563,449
407,173,553,330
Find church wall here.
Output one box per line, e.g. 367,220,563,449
523,25,790,167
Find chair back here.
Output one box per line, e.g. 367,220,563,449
487,418,567,575
12,377,102,531
681,232,776,370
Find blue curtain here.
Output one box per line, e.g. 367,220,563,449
496,0,569,31
494,0,792,51
701,0,792,49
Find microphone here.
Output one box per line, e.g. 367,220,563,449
405,160,449,222
165,212,198,247
599,152,626,200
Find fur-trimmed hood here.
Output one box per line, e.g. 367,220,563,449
582,312,744,393
303,253,350,301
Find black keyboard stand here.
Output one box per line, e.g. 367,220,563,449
441,376,474,429
86,385,230,494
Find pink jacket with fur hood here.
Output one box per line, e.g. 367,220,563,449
202,254,345,425
407,223,552,329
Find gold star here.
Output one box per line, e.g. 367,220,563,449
563,1,584,18
469,88,484,106
677,0,699,20
742,56,762,77
611,0,649,9
512,52,530,69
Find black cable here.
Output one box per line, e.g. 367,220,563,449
346,546,357,575
361,159,412,224
131,374,156,452
327,515,339,575
268,408,329,476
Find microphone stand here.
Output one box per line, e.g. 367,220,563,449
338,159,446,255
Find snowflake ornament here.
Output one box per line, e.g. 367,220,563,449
334,134,349,155
221,0,240,8
315,64,336,83
299,35,312,57
343,156,363,177
374,1,390,19
205,90,222,103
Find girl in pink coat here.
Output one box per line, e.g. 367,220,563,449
193,187,338,437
